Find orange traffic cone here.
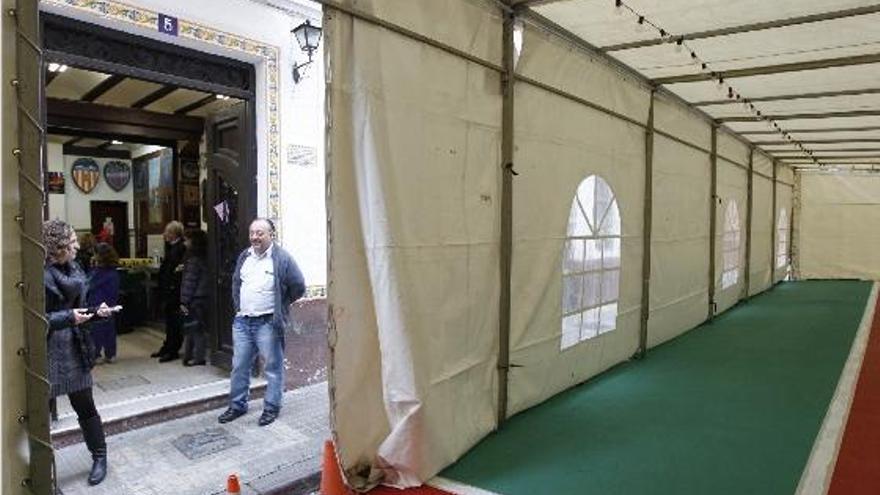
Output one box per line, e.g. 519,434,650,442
320,440,352,495
227,473,241,494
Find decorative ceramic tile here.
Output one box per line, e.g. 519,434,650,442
44,0,283,224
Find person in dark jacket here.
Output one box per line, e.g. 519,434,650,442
180,229,210,366
44,220,114,485
74,231,96,275
88,243,121,364
152,220,187,362
217,218,305,427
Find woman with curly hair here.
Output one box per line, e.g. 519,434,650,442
44,219,114,485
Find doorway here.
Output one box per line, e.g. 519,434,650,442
89,200,129,258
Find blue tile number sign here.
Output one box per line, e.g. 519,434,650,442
158,13,178,36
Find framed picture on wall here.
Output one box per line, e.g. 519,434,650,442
47,172,65,194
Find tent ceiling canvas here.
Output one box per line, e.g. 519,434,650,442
522,0,880,170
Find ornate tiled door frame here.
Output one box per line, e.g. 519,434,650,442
41,0,283,221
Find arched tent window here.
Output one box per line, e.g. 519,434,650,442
777,208,789,269
561,176,621,350
721,200,740,289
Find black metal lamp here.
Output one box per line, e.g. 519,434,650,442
292,19,322,83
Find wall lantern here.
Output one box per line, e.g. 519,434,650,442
292,19,322,83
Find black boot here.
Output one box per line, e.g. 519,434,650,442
78,415,107,485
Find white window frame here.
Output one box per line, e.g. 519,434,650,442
561,175,621,350
721,199,740,290
776,208,789,269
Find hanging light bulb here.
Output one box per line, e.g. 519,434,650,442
636,15,646,31
614,0,624,14
674,37,684,52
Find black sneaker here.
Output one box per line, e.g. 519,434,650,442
258,409,279,427
218,408,247,424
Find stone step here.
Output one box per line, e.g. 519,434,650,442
51,379,266,447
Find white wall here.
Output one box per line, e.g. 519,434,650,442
62,155,135,234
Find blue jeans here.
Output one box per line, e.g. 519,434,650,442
229,315,284,413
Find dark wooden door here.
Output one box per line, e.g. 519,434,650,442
90,200,130,257
206,102,255,369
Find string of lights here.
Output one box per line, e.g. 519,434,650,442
613,0,819,166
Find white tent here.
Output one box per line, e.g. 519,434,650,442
318,0,877,489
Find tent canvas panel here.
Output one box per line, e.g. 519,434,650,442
326,6,502,488
648,134,711,347
508,79,645,415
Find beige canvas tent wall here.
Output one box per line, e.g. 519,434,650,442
321,0,797,489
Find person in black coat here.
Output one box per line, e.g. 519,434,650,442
152,221,187,362
44,220,114,485
180,229,210,366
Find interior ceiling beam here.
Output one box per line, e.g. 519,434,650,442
738,125,880,135
46,69,59,86
131,85,177,109
751,138,880,145
718,109,880,123
653,52,880,85
48,97,203,144
64,136,82,146
692,87,880,106
80,74,127,102
602,4,880,52
174,95,215,115
62,144,131,160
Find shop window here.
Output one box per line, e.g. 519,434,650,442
561,176,621,350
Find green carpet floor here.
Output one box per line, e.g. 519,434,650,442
442,281,872,495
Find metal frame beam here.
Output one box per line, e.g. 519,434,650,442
708,126,718,320
603,5,880,52
738,125,880,135
653,53,880,85
497,10,515,426
638,90,655,358
743,148,754,299
692,87,880,107
718,109,880,123
753,138,880,145
778,155,880,161
769,149,880,155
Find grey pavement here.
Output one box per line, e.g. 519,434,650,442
54,381,329,495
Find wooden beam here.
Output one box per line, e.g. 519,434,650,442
81,74,127,102
48,98,203,143
131,85,177,109
603,5,880,52
174,95,216,115
653,53,880,85
62,144,131,160
718,109,880,123
693,87,880,106
64,136,82,146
